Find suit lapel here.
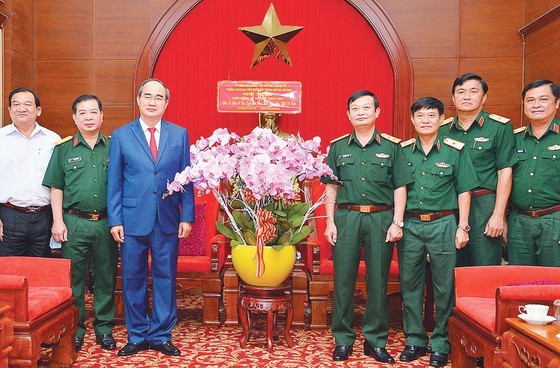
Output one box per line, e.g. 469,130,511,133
131,119,155,163
157,121,171,166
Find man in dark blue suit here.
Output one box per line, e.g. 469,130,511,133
107,78,194,357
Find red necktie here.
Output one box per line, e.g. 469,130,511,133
148,127,158,161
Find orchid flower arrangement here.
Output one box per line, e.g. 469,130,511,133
166,127,334,277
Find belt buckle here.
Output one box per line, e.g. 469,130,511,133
27,206,40,214
89,214,99,221
530,211,540,218
359,205,371,213
420,214,431,222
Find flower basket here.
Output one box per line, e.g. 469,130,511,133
167,127,334,282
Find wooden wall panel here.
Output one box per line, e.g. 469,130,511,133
525,0,560,23
9,51,34,88
524,42,560,84
377,0,459,58
411,59,458,104
9,0,33,58
93,60,136,104
35,0,93,60
101,106,135,136
524,15,560,55
93,0,170,59
459,0,524,58
35,61,93,112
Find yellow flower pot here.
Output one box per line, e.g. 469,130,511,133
231,244,296,286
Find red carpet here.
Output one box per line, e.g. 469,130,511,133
42,293,450,367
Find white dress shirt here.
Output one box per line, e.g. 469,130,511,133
139,118,161,149
0,123,61,206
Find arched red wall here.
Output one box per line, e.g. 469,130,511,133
152,0,395,143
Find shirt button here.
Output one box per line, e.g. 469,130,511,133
361,177,365,181
533,156,537,160
479,146,483,150
362,148,366,151
463,132,467,135
361,193,366,197
92,164,96,168
553,155,557,159
419,201,423,205
422,172,425,175
530,173,534,176
94,179,97,182
93,209,97,213
380,163,384,166
362,162,365,165
94,194,98,197
528,189,532,193
423,157,427,161
420,186,424,190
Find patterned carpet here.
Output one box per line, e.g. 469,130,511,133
41,292,450,367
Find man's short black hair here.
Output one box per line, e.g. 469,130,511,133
522,79,560,101
347,90,379,110
411,97,444,116
452,72,488,95
9,88,40,107
72,94,103,114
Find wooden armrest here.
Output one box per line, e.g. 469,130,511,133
497,285,560,300
0,275,28,321
210,234,229,272
305,236,322,275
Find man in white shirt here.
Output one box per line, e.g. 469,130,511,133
0,88,61,256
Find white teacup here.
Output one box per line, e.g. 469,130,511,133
518,304,549,317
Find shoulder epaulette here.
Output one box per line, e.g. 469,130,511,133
441,117,454,126
380,132,401,144
488,114,510,124
54,136,73,145
330,133,350,144
514,126,527,134
400,138,415,148
443,137,465,150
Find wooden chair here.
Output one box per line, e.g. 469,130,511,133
302,181,403,329
449,265,560,368
0,257,78,368
0,305,14,368
114,191,228,325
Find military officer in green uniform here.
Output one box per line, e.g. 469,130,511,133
398,97,479,367
441,73,516,266
322,90,412,363
508,80,560,266
43,95,117,352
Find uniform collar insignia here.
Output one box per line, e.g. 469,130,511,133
553,122,560,134
73,136,79,147
477,116,485,127
436,139,441,152
375,132,381,145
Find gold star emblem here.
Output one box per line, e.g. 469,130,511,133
239,3,303,67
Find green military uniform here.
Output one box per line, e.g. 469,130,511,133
441,110,516,266
43,133,117,339
399,136,479,354
508,118,560,266
321,130,412,348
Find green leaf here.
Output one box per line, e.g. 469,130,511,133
290,225,313,245
287,203,310,228
216,221,236,240
231,239,245,247
232,210,254,230
271,245,285,251
242,230,256,245
276,231,292,245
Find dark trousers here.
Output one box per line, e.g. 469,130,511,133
121,219,179,345
0,206,52,257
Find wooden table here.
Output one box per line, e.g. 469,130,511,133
499,317,560,367
237,281,294,353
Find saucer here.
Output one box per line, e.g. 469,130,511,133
518,314,556,325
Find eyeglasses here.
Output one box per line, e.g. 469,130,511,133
140,94,166,103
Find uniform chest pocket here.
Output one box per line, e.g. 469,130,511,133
513,152,528,178
64,161,85,172
336,156,355,179
541,150,560,176
370,156,392,183
429,166,453,192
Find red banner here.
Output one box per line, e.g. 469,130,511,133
217,81,302,113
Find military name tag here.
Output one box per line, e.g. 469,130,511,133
474,137,489,142
516,149,526,153
376,153,390,159
338,153,352,158
435,162,450,168
67,157,82,163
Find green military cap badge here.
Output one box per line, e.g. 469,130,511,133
400,138,415,148
380,132,401,144
488,114,510,124
443,137,465,150
513,126,527,134
54,136,73,145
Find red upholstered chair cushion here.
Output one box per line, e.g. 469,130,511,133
178,202,207,256
455,296,497,331
27,287,73,320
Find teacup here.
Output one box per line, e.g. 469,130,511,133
518,304,549,317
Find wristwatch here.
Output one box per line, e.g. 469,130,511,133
457,224,471,232
392,219,404,228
